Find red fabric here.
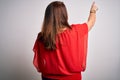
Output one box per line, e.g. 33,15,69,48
42,73,81,80
33,23,88,80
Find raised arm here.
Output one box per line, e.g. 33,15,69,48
87,2,98,31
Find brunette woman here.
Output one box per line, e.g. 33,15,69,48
33,1,98,80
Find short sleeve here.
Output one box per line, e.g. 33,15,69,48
72,23,88,36
33,39,41,72
80,23,88,71
81,23,88,35
72,23,88,71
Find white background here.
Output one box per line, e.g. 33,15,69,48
0,0,120,80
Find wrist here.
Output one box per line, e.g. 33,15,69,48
90,10,96,13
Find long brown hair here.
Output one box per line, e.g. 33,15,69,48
38,1,71,50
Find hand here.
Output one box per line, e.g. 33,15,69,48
90,2,98,13
87,2,98,31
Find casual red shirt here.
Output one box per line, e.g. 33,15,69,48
33,23,88,80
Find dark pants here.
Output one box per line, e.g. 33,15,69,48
42,76,56,80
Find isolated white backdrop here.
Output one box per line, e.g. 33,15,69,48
0,0,120,80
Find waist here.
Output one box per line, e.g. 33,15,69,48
42,72,82,80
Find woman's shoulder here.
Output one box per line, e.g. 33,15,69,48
58,23,88,35
71,23,88,30
36,32,43,42
71,23,87,27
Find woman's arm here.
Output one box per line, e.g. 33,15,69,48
87,2,98,31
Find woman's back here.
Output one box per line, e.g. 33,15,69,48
33,1,98,80
33,23,88,79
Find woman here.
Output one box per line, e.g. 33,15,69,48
33,1,98,80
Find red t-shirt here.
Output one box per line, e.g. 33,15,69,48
33,23,88,80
